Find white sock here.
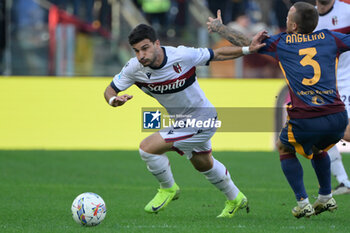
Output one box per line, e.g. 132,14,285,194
318,194,332,203
328,146,350,184
297,197,310,208
201,157,239,200
139,149,175,189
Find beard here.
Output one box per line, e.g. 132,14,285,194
141,52,158,67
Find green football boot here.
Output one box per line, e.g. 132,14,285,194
217,192,249,218
144,183,180,213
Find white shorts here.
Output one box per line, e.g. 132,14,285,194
159,127,217,159
338,86,350,119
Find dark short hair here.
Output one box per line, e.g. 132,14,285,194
128,24,157,46
317,0,332,5
293,2,318,34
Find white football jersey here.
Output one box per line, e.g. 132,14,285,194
111,46,216,117
315,0,350,90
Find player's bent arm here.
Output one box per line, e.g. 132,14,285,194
104,85,133,107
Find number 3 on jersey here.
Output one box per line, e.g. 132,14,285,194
299,47,321,86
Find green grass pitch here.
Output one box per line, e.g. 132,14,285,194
1,150,350,233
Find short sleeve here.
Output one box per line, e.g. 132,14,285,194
178,46,214,66
330,31,350,54
110,60,135,92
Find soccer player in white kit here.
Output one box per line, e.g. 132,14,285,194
315,0,350,195
104,24,266,217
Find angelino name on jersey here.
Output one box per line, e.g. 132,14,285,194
286,31,325,44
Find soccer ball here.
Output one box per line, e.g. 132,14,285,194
71,192,107,226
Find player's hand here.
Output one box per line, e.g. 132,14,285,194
207,9,223,33
110,94,133,107
249,30,268,53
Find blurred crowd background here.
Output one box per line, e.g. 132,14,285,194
0,0,316,78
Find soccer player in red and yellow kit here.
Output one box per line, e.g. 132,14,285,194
208,2,350,218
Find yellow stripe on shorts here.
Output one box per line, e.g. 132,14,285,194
287,121,313,159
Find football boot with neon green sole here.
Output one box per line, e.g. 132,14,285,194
217,192,249,218
144,183,180,213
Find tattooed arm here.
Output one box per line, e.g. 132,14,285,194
207,10,251,46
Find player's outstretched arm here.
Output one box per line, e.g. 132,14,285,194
207,9,251,47
212,31,267,61
212,46,244,60
104,85,133,107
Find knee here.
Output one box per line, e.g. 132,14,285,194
191,153,213,172
276,139,294,155
138,133,171,155
139,137,154,153
139,140,157,160
139,139,148,152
